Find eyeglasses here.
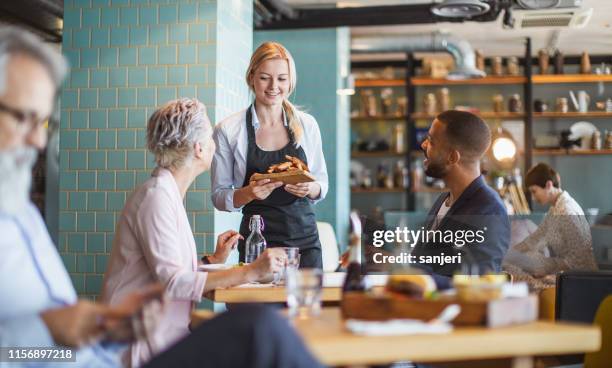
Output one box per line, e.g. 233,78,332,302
0,100,49,130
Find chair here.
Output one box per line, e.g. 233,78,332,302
584,295,612,368
556,271,612,324
553,271,612,365
539,287,556,321
317,222,340,272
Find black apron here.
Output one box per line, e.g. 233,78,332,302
238,106,322,268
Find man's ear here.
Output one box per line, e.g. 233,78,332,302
545,180,554,190
448,149,461,165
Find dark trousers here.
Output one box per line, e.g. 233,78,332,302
146,304,324,368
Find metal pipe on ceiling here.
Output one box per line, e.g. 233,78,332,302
352,32,486,79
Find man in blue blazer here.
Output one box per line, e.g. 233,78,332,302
411,110,510,278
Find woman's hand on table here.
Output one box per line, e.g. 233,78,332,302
208,230,243,264
284,182,320,199
245,248,287,282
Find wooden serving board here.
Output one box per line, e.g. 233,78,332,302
250,170,315,185
341,292,538,328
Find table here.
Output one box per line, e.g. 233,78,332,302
192,308,600,367
204,272,387,303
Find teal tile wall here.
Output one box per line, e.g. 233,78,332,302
60,0,252,300
253,28,351,248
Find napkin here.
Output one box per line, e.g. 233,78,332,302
345,319,452,336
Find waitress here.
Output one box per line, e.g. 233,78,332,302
211,41,328,268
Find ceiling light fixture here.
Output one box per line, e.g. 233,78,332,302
431,0,491,18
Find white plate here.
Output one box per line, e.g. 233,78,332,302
198,264,233,272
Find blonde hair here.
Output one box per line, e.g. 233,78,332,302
245,41,303,144
146,98,212,170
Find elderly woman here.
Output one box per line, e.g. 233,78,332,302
503,163,598,291
102,98,286,367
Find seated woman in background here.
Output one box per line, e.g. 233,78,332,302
503,163,598,291
102,98,286,367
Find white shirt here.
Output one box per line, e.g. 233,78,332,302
431,198,451,230
211,105,329,212
0,203,121,367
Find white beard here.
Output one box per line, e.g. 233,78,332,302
0,147,37,215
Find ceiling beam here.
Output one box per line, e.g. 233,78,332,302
255,3,503,30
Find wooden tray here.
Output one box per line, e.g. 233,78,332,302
341,292,538,328
250,170,315,185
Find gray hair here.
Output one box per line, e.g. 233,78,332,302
147,98,212,170
0,26,67,94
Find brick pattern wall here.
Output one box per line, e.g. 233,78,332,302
59,0,252,299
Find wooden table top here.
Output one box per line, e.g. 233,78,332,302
292,308,601,366
204,273,387,303
192,307,601,366
204,284,343,303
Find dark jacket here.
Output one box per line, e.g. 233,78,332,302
412,175,510,278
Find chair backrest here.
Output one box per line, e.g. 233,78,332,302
556,271,612,324
584,295,612,368
317,222,339,272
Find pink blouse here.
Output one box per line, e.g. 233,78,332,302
102,167,207,367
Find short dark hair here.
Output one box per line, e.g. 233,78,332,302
436,110,491,161
525,163,560,189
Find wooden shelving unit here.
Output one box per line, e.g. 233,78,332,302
354,79,405,87
534,111,612,118
351,115,407,122
533,149,612,156
351,188,406,193
412,112,525,120
532,74,612,84
351,151,406,158
411,76,526,86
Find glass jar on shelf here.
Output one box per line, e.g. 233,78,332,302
492,94,504,113
437,87,451,112
423,93,437,115
381,88,393,116
360,89,378,117
508,94,522,113
396,96,408,117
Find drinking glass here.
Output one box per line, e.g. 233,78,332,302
285,268,323,319
273,247,300,285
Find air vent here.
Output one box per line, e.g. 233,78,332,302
513,7,592,28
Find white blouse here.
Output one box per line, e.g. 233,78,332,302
211,105,329,212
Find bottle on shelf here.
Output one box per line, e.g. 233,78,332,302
245,215,266,263
392,124,405,153
553,50,564,74
342,211,366,293
394,161,410,189
411,158,424,192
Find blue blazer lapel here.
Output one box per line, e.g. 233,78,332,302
436,176,486,230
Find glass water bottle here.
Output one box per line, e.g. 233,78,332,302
245,215,266,263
